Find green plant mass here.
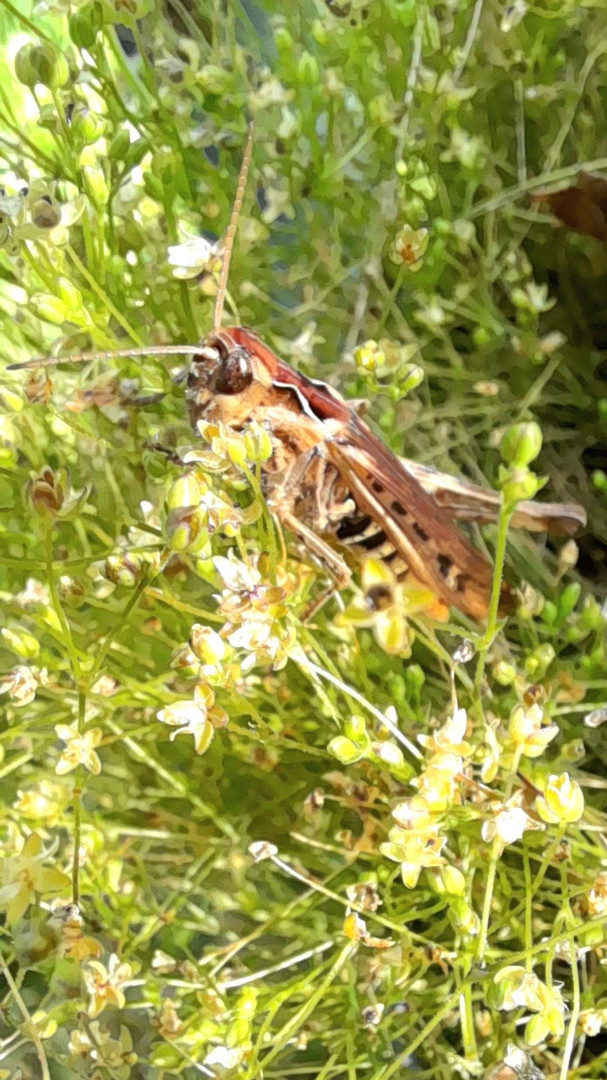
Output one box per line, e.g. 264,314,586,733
0,0,606,1076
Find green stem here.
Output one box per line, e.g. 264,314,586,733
64,244,144,345
459,979,478,1060
476,839,499,965
0,0,55,42
0,952,50,1080
474,502,513,702
71,691,86,906
44,524,81,680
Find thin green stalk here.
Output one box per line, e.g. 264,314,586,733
44,525,82,681
64,243,144,344
474,502,513,700
0,0,55,42
476,840,499,966
256,942,358,1072
0,952,50,1080
71,690,86,905
459,980,478,1061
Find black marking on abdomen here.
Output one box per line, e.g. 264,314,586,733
357,530,388,551
437,553,453,579
336,513,373,541
412,522,429,542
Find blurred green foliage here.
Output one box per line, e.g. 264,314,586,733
0,0,606,1077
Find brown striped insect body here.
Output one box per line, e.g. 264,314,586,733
8,128,586,621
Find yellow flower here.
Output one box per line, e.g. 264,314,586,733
14,780,64,824
418,707,472,757
157,683,226,754
413,752,463,812
188,419,248,472
156,999,184,1038
391,224,429,269
380,823,446,888
391,796,435,831
0,832,70,924
0,664,39,706
524,982,566,1045
69,1020,137,1077
494,965,565,1043
536,772,585,824
228,615,295,672
508,703,559,757
339,558,446,657
494,965,545,1011
55,724,103,775
84,954,132,1018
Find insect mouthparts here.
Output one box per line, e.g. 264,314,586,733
193,345,221,364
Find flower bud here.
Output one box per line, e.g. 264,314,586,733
197,65,232,94
57,277,83,311
190,624,225,665
69,8,99,49
371,741,404,769
274,26,294,50
536,772,584,824
498,465,544,507
244,422,272,463
30,196,61,229
165,507,208,553
59,575,85,604
71,104,105,145
82,165,109,207
15,43,70,90
523,643,555,680
558,539,579,573
557,581,581,621
109,128,130,162
2,627,40,660
344,714,370,746
593,469,607,493
30,294,68,326
166,474,201,511
500,421,542,467
491,660,516,685
37,104,60,132
297,50,320,84
103,552,144,588
353,340,385,373
169,645,199,678
29,466,66,516
400,363,424,395
438,865,466,896
328,735,365,764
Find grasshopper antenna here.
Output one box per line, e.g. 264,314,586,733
7,123,255,373
6,344,217,372
213,119,254,334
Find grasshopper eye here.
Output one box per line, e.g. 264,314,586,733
214,347,253,395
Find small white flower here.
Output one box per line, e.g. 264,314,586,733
213,553,261,594
167,235,218,279
204,1045,244,1070
482,806,533,847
